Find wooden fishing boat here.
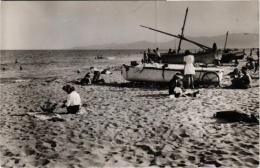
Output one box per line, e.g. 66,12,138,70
122,63,224,87
140,8,218,65
221,49,245,63
220,32,246,63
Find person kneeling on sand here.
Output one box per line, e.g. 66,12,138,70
231,67,252,89
62,85,81,114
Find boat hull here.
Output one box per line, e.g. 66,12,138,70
122,64,224,84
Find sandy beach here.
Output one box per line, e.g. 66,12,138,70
0,50,259,168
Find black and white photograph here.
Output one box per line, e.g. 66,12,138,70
0,1,259,167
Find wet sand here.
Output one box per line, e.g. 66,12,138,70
0,51,259,168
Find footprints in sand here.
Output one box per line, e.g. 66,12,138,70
0,65,259,167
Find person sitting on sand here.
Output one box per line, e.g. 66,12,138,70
228,68,242,79
231,66,252,89
62,85,81,114
169,73,183,95
90,67,106,84
170,80,199,98
80,72,92,85
80,67,105,85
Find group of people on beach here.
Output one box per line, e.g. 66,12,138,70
230,66,252,89
79,67,105,85
59,47,257,113
142,48,161,63
60,66,110,114
230,48,259,89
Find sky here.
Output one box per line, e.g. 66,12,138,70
0,1,259,49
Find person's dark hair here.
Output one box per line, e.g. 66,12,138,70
212,42,217,51
241,66,248,72
90,67,94,70
176,80,183,87
185,50,191,55
70,86,75,92
233,68,239,74
62,84,74,94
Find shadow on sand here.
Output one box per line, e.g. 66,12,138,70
136,93,169,98
214,110,259,125
71,80,169,90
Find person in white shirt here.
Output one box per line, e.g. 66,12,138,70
183,50,195,89
62,85,81,114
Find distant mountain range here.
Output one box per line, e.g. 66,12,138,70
82,33,258,50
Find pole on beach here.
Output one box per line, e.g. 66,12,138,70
177,7,188,54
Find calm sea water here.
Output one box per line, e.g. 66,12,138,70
0,50,146,65
0,50,146,80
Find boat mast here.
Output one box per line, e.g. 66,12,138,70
224,31,229,50
140,25,211,50
177,7,189,54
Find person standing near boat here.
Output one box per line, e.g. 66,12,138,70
183,50,195,89
155,48,161,63
142,51,148,63
214,49,222,66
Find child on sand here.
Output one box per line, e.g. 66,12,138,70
62,85,81,114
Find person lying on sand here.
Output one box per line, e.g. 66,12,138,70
62,84,81,114
231,66,252,89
